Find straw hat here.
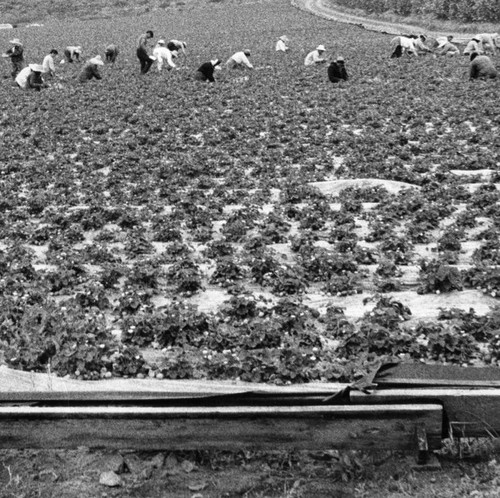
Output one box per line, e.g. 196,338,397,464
29,64,44,72
10,38,22,45
158,39,165,45
89,55,104,66
316,45,326,51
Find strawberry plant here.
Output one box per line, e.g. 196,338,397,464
417,259,463,294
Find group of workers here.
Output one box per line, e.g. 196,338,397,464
390,32,499,79
3,28,498,90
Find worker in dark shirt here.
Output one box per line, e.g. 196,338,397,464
137,30,154,74
328,57,348,83
3,38,25,78
105,44,119,63
194,59,221,82
469,52,497,79
78,56,104,82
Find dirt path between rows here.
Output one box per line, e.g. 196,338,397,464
291,0,471,42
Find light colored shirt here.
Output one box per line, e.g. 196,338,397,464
153,46,176,70
463,39,483,55
475,33,499,53
42,54,55,74
227,51,253,68
137,34,149,49
435,36,448,47
15,66,32,89
304,49,325,66
437,42,459,55
276,39,288,52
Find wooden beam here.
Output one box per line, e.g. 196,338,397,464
0,404,443,451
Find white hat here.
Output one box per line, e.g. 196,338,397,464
171,50,178,57
89,55,104,66
74,46,82,53
316,45,326,51
10,38,22,45
280,36,289,42
29,64,44,72
336,56,344,62
158,39,165,45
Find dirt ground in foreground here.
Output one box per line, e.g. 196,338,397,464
1,446,500,497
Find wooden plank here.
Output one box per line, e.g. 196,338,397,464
0,404,443,451
351,389,500,437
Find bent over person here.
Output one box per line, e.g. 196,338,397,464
328,57,348,83
3,38,24,78
226,50,253,69
105,44,119,63
153,40,177,71
469,53,497,80
64,46,82,63
137,30,154,74
78,56,104,82
15,64,46,91
194,59,221,82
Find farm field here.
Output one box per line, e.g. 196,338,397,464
1,0,500,383
1,0,500,494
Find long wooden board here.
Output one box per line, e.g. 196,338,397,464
0,404,443,451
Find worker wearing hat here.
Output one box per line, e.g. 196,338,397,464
304,45,326,66
153,40,177,71
328,56,348,83
463,37,483,56
15,64,46,91
226,50,253,70
78,55,104,83
167,40,187,63
64,46,82,63
2,38,25,78
276,35,290,52
194,59,222,82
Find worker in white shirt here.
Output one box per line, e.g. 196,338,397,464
304,45,326,66
15,64,46,91
42,49,58,80
276,36,290,52
226,50,253,69
64,46,82,63
436,40,460,56
153,40,177,71
413,35,433,55
463,37,483,56
391,36,419,57
474,33,499,55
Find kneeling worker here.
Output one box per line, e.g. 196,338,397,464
328,56,348,83
78,55,104,82
194,59,222,82
16,64,46,91
226,50,253,70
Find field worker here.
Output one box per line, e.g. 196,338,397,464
167,40,187,60
414,35,433,55
276,35,290,52
194,59,221,82
78,55,104,82
436,40,460,57
391,36,418,57
64,46,82,63
469,52,497,80
15,64,46,91
42,49,58,79
153,40,177,71
3,38,25,78
304,45,326,65
105,44,119,63
226,50,253,69
327,56,348,83
474,33,499,55
137,30,155,74
463,37,483,56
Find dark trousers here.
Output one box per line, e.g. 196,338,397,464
137,47,153,74
391,45,403,58
11,59,24,78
